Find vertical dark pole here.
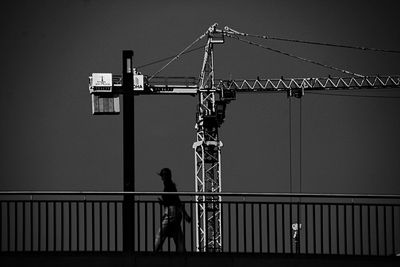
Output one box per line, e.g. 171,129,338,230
0,203,2,252
152,202,155,252
190,202,194,252
54,202,57,251
123,50,135,252
305,204,308,254
83,201,87,251
282,204,285,253
115,202,118,251
266,203,270,253
274,203,278,253
259,203,262,253
336,204,339,255
360,205,363,255
107,202,111,252
228,203,231,253
328,204,332,255
22,202,26,252
91,203,95,251
243,203,247,253
100,202,103,251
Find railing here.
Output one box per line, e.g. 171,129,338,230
0,192,399,256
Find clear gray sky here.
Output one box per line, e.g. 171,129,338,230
1,0,400,194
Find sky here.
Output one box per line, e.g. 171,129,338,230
1,0,400,194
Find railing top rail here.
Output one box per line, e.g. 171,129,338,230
0,191,400,199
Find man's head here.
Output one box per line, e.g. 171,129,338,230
158,167,172,182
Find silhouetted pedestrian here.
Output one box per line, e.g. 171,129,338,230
155,168,191,252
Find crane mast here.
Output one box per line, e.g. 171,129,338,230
88,23,400,252
193,24,224,252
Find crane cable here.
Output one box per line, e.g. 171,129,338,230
148,31,208,81
225,26,400,54
224,32,365,78
137,45,204,69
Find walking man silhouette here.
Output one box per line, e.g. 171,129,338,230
155,168,191,252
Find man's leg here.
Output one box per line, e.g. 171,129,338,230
173,225,185,252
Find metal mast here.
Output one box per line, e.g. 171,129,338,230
193,23,224,252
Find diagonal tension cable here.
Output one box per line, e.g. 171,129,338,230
225,26,400,54
225,33,365,78
137,45,204,69
148,32,208,81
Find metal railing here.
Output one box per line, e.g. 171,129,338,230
0,191,399,255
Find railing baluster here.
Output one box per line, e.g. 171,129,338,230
158,202,162,251
344,204,347,255
289,203,293,254
376,205,379,256
69,202,72,251
115,202,118,251
76,202,79,252
144,202,148,252
259,203,262,253
30,201,33,252
336,204,339,255
84,201,87,252
312,204,316,254
152,201,155,252
45,201,49,252
190,201,194,252
100,202,103,251
236,202,239,252
0,202,2,252
137,201,141,252
251,203,254,253
274,203,278,253
328,204,331,255
220,201,224,252
167,203,171,252
243,202,247,252
228,202,231,253
383,205,387,256
367,204,371,256
320,204,323,254
54,202,57,251
22,201,26,252
352,202,355,255
107,202,110,252
391,205,395,256
61,202,64,251
91,202,95,251
22,202,26,252
305,204,308,254
296,203,300,254
282,203,285,254
266,203,270,253
360,204,363,255
14,202,17,252
38,202,41,251
213,201,216,252
0,202,3,252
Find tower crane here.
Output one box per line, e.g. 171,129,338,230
88,23,400,252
